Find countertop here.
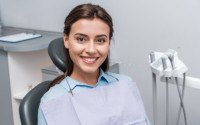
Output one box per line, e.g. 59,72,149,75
0,26,62,52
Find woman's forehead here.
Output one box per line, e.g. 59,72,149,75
70,18,110,37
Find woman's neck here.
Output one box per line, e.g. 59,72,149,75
70,69,100,86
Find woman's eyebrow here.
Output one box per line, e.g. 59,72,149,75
74,33,107,38
74,33,88,37
96,34,108,38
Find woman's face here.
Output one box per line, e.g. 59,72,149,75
64,18,110,75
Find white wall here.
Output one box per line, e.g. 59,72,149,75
1,0,200,125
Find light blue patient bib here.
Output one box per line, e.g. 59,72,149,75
41,80,147,125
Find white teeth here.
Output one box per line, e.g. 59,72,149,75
85,58,96,62
82,57,97,63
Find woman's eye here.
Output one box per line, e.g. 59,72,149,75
96,38,106,43
76,37,85,43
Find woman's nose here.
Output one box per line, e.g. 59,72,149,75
85,42,96,54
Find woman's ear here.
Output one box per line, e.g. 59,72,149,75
63,34,69,49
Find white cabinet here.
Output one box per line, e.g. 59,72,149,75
9,50,52,125
0,26,62,125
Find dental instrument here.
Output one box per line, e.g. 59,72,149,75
149,49,188,125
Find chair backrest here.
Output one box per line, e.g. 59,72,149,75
48,37,66,72
19,81,51,125
19,37,66,125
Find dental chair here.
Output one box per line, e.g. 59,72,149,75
19,37,66,125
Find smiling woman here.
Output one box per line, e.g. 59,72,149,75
64,18,110,85
38,3,151,125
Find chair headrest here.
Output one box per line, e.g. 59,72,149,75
48,38,67,73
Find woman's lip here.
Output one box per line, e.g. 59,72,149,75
81,56,99,64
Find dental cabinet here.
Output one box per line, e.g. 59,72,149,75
0,26,62,125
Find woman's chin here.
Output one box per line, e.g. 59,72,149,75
81,66,99,74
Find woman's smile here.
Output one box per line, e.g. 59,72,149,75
81,56,99,64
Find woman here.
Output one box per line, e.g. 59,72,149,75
38,3,150,125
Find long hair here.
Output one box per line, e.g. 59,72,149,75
48,3,114,89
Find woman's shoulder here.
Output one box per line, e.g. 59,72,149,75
40,79,68,103
106,72,133,82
